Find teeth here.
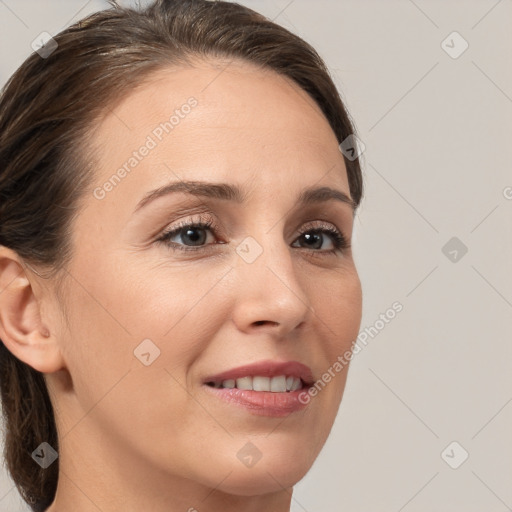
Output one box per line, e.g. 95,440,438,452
236,377,252,390
270,375,287,392
212,375,303,392
223,379,235,389
253,376,270,391
290,377,301,391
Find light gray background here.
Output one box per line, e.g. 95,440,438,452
1,0,511,510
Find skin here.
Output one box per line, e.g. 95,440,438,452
0,58,362,512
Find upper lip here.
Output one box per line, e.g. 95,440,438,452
203,360,315,386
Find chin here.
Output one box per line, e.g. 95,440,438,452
214,466,309,497
205,442,315,496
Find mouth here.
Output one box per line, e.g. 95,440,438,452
201,360,315,417
205,375,306,392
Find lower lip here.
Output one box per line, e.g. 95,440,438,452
202,385,311,417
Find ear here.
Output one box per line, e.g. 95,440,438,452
0,246,65,373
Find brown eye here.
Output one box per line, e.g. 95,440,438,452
292,225,350,254
158,220,217,251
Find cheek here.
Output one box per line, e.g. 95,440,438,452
57,258,233,472
309,269,362,414
109,254,232,335
56,254,210,411
313,267,363,354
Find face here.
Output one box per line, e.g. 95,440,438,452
46,59,363,496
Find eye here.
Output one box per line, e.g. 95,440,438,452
157,216,219,252
292,222,350,254
156,214,350,255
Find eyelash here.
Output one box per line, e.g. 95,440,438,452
156,214,350,255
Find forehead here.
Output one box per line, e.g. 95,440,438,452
86,59,349,215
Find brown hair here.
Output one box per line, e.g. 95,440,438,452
0,0,364,509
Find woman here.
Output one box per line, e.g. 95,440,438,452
0,0,364,510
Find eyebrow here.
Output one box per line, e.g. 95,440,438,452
133,180,356,213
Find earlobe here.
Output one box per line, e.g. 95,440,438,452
0,246,65,374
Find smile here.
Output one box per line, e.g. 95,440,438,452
206,375,304,392
202,360,315,417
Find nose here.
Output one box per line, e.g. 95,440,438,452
229,235,313,338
